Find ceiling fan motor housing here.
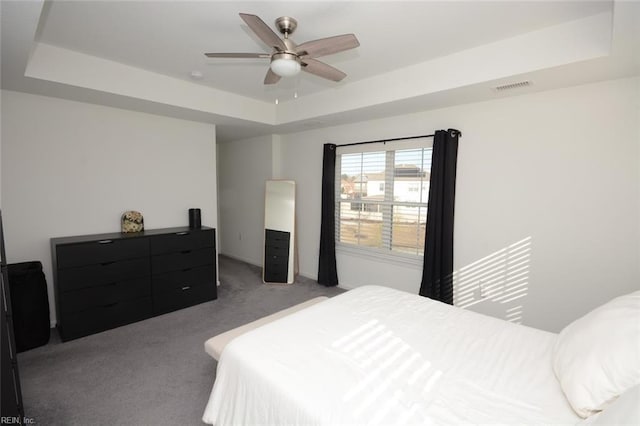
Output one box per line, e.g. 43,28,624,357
275,16,297,36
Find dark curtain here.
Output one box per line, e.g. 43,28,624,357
419,129,460,304
318,143,339,286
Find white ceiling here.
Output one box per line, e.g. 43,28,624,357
2,1,639,142
37,1,611,102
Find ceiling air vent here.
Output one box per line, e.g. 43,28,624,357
493,80,532,91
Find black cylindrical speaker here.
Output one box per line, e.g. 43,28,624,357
189,208,201,229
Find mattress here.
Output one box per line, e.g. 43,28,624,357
203,285,579,425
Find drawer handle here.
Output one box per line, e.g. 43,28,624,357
182,268,192,272
181,286,191,291
180,250,192,254
101,302,118,308
175,232,189,236
97,240,113,244
101,261,116,266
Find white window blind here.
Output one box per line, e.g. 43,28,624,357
335,138,433,259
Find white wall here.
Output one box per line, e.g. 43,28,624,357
1,90,218,325
217,135,273,265
218,77,640,333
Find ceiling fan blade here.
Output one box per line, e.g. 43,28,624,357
239,13,287,52
205,53,270,58
264,68,281,85
296,34,360,58
301,58,347,82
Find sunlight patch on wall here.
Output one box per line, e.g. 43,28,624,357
453,237,532,323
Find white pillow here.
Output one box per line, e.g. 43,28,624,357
579,385,640,425
553,291,640,418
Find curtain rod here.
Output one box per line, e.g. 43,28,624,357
336,129,461,148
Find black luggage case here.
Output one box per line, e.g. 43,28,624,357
8,261,50,352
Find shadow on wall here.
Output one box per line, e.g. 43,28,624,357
453,237,532,324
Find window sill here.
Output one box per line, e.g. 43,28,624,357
336,244,423,268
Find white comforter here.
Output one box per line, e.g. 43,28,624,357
203,285,579,425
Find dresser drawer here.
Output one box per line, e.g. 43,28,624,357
153,283,216,315
57,257,150,293
152,264,214,294
57,238,149,269
59,277,151,314
264,253,288,266
52,227,217,341
264,244,289,257
149,229,214,255
151,247,215,274
59,297,153,341
264,267,288,283
265,229,290,248
264,243,289,267
264,257,289,283
264,233,289,283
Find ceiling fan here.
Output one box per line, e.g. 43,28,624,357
204,13,360,85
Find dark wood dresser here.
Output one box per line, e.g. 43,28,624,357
264,229,291,283
51,227,216,341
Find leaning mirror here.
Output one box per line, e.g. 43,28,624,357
263,180,296,284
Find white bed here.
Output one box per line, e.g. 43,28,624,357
203,285,584,425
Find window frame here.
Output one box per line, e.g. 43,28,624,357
335,138,433,264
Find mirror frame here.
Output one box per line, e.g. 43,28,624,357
263,180,296,284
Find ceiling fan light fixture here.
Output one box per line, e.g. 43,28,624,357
270,53,301,77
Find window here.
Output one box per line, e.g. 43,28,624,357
336,139,432,258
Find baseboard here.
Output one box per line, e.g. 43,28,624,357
297,270,315,281
220,254,352,292
336,282,356,291
297,270,352,292
219,252,261,268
